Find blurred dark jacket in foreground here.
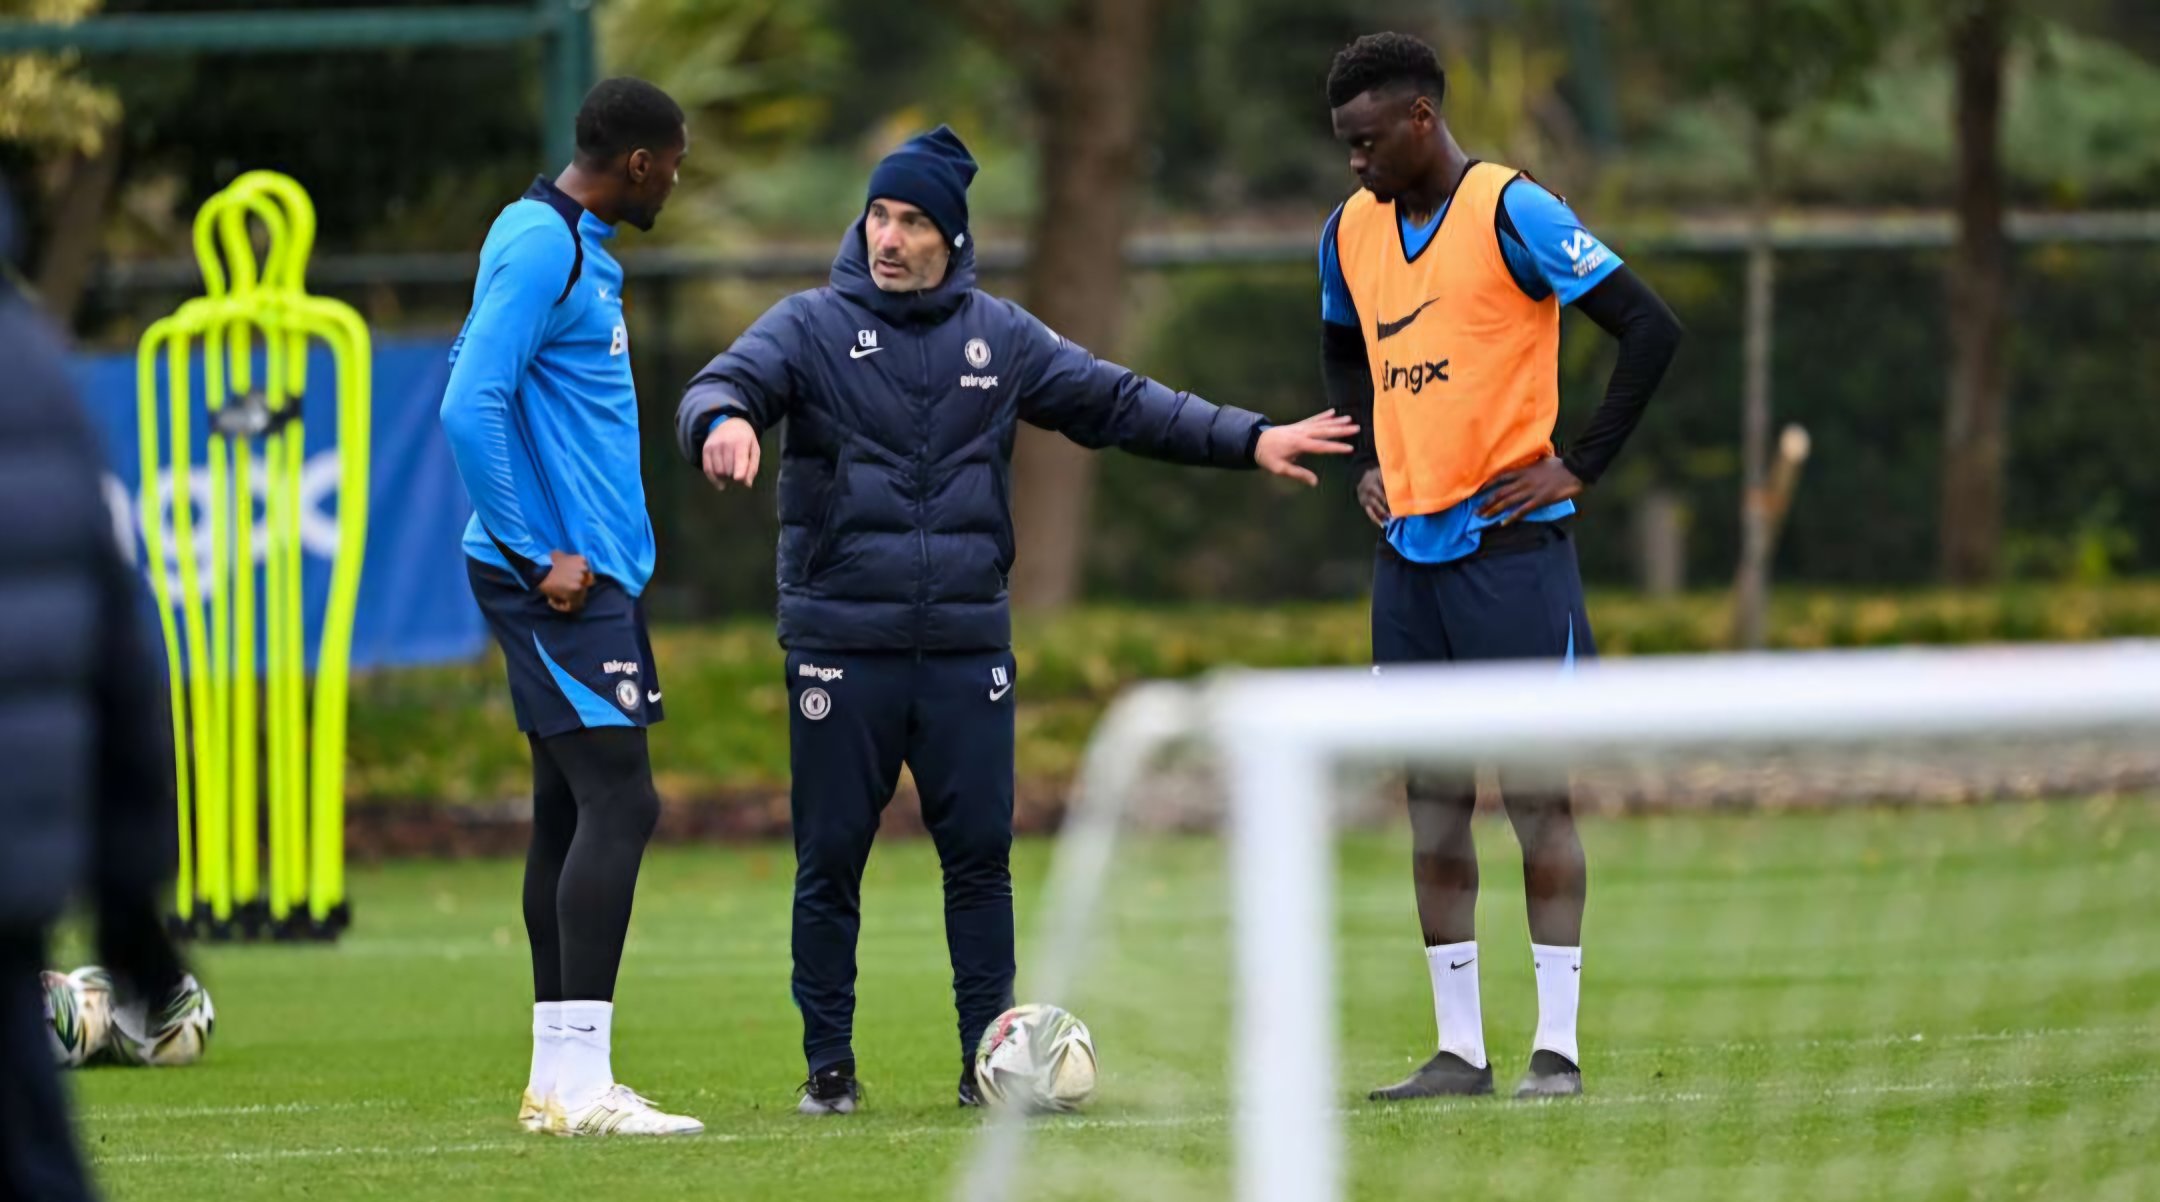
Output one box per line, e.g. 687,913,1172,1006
0,190,185,1199
0,270,176,935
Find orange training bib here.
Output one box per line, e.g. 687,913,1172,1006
1332,162,1561,515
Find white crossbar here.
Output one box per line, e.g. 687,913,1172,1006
961,641,2160,1202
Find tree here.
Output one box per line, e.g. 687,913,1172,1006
10,0,542,329
942,0,1168,609
0,1,116,156
1939,0,2011,583
1640,0,1904,645
0,0,121,311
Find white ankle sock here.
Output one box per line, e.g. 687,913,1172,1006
1425,941,1487,1069
527,1002,563,1098
1531,943,1583,1064
556,1000,615,1110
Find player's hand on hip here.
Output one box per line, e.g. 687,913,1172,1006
540,551,594,614
1356,467,1391,527
1255,409,1360,487
701,417,761,490
1477,456,1584,525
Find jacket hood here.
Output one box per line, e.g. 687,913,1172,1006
830,216,977,326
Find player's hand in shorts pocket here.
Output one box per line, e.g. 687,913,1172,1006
541,551,595,613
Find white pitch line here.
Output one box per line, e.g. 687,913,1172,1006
1599,1023,2152,1060
1567,1069,2160,1110
96,1071,2160,1168
99,1140,526,1167
81,1023,2153,1125
86,1096,490,1123
86,1100,371,1122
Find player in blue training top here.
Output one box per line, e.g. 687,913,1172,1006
439,77,701,1139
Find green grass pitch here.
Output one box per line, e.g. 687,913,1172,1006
69,801,2160,1200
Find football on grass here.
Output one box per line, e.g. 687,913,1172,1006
973,1003,1097,1113
106,972,215,1067
41,969,112,1068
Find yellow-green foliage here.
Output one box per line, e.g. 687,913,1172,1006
0,1,120,155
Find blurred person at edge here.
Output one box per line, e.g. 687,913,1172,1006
0,175,194,1202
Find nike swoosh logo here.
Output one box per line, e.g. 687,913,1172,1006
568,1025,596,1033
647,691,663,704
1449,958,1476,970
988,684,1012,701
849,345,884,359
1376,297,1439,341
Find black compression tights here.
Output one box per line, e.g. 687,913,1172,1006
523,727,661,1003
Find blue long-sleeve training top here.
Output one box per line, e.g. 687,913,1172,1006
440,176,656,596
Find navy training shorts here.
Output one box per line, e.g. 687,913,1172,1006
466,558,665,739
1370,525,1596,669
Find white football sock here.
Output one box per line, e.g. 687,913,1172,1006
1425,941,1487,1069
556,1000,615,1110
1531,943,1583,1065
527,1002,563,1098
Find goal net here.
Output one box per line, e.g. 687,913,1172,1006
958,642,2160,1202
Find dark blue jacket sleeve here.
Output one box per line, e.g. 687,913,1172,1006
91,451,178,908
1007,302,1264,469
0,285,176,937
676,294,807,459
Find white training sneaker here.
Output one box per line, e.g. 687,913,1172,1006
518,1089,550,1133
554,1084,704,1137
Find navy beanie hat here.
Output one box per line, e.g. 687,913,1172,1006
865,124,978,248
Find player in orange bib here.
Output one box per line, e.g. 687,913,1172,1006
1319,34,1684,1102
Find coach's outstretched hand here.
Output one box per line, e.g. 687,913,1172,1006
1255,410,1360,487
540,551,595,614
701,417,762,491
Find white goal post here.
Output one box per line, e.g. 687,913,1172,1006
959,641,2160,1202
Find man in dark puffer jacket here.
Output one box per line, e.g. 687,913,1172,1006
679,126,1355,1113
0,185,190,1200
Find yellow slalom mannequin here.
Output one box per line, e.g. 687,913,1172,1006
136,172,369,938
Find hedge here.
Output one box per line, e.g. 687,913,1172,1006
344,581,2160,803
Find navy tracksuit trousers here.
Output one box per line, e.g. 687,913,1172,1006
785,649,1017,1076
